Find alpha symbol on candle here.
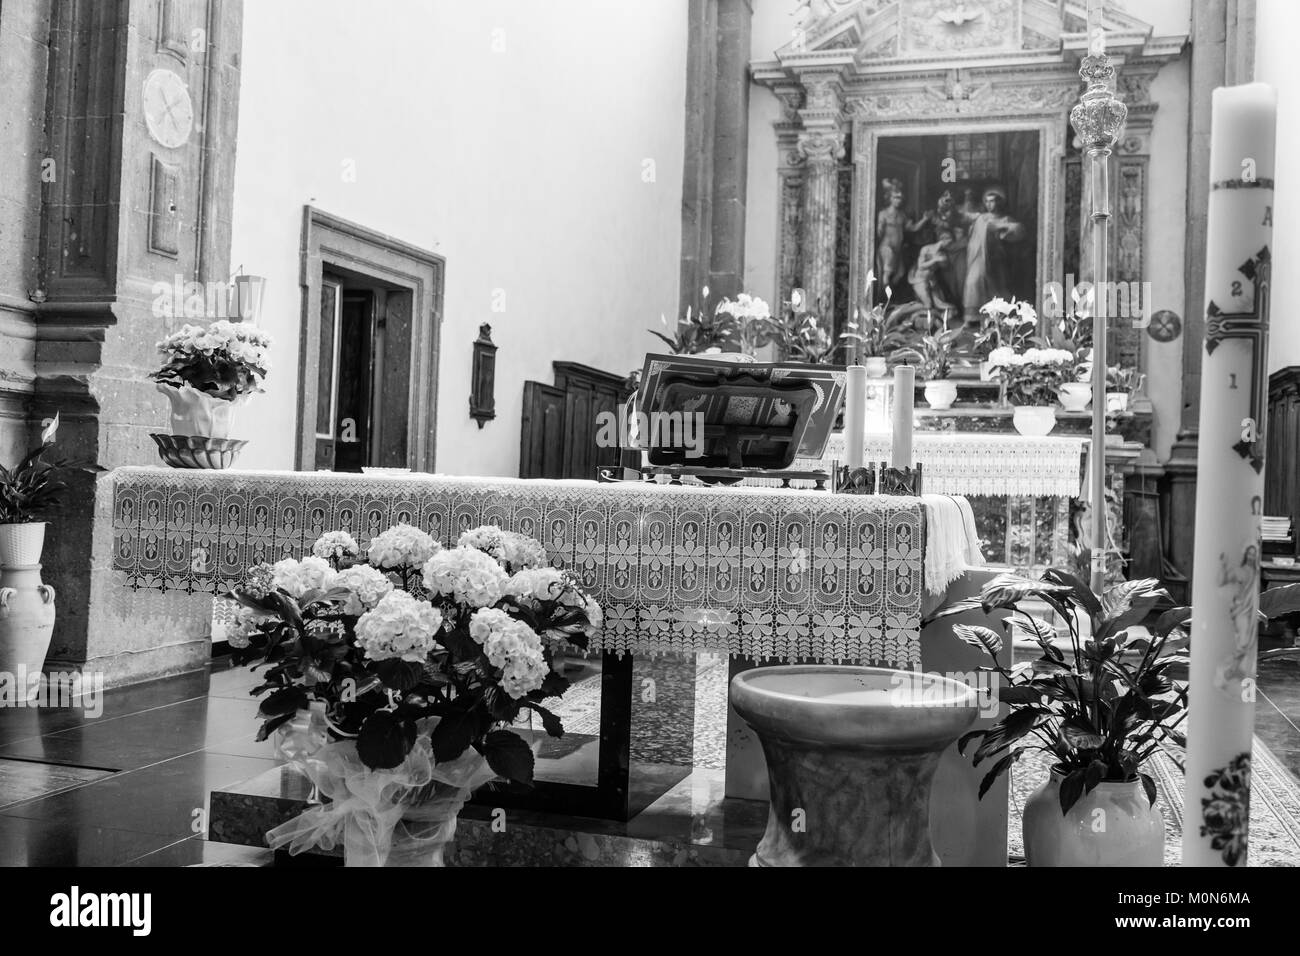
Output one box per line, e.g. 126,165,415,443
1206,247,1270,472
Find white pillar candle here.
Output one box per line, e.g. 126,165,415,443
891,364,914,469
1184,82,1276,868
844,365,867,469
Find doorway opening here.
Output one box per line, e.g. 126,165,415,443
315,272,413,472
298,208,444,473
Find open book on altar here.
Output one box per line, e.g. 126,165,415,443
636,353,847,472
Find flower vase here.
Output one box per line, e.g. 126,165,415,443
154,383,248,469
1022,769,1164,866
1012,405,1057,437
158,382,241,438
0,565,56,703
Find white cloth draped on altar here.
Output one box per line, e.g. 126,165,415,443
817,433,1087,497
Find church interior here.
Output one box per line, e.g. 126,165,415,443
0,0,1298,891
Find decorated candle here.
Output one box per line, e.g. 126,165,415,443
844,365,867,469
891,364,914,469
1184,82,1276,868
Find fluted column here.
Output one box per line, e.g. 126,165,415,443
796,73,845,325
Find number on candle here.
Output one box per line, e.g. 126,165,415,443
1229,373,1238,389
1232,280,1243,297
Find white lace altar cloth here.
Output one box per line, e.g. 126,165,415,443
107,467,925,667
809,433,1087,498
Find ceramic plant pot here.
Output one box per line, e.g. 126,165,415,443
924,380,958,410
1058,382,1093,412
157,382,241,439
1022,769,1164,867
1012,405,1057,437
0,565,57,703
0,522,45,567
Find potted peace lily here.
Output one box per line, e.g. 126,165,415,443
150,319,272,468
227,522,601,867
894,329,967,410
927,570,1184,866
987,347,1075,436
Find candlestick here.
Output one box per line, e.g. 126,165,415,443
844,365,867,469
1183,82,1276,868
891,364,914,469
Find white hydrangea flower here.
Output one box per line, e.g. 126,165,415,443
227,606,272,649
422,546,508,608
502,566,568,604
354,590,443,663
312,530,359,561
271,556,336,599
986,346,1018,369
458,525,547,571
367,523,439,569
334,564,394,616
468,608,549,699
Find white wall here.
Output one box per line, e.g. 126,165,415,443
230,0,686,476
1254,0,1300,373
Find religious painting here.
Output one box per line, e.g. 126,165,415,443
870,130,1040,327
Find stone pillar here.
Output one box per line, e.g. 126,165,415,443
707,0,752,301
28,0,244,685
1166,0,1254,585
795,73,845,323
679,0,753,314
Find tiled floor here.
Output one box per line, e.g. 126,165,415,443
0,650,1297,866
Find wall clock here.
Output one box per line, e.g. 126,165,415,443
143,68,194,149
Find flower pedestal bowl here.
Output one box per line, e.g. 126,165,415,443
730,665,977,867
151,433,248,469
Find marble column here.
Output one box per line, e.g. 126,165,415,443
796,126,844,325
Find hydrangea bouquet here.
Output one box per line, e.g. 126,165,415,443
226,523,601,864
986,347,1076,407
151,319,272,402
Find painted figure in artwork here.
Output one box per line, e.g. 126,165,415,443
1215,544,1261,694
876,179,931,292
960,186,1027,324
909,228,958,310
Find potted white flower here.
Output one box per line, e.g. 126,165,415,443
975,297,1038,379
987,347,1074,436
150,319,272,468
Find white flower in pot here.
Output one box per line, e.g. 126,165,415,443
150,320,273,467
990,347,1074,436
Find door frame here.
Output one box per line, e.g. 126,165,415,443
298,206,444,472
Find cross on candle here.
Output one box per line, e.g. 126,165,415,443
1205,247,1271,472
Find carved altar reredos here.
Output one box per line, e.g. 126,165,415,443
752,0,1187,319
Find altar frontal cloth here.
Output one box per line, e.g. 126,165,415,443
108,468,925,668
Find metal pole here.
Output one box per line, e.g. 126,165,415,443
1070,4,1126,593
1088,148,1110,593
